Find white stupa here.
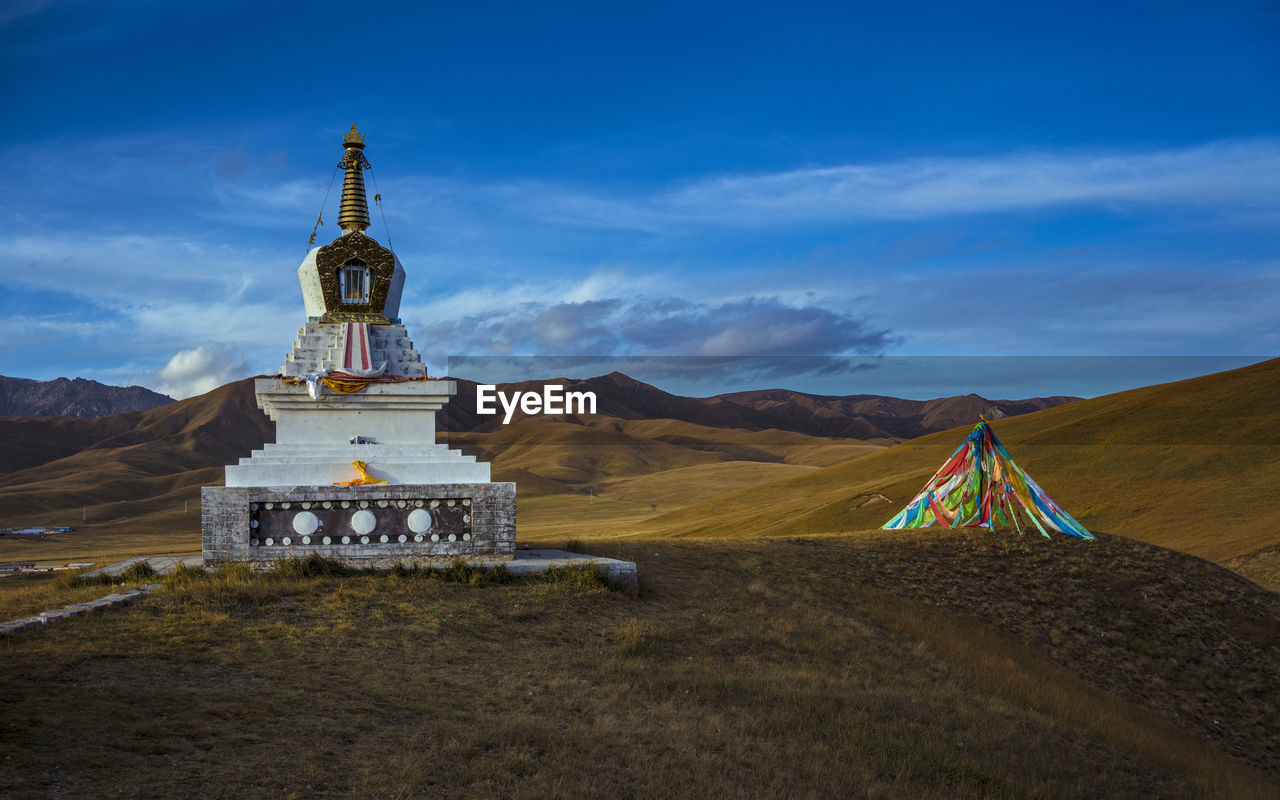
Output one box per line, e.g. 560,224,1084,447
202,125,514,565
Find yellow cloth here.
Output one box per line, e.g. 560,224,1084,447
320,377,374,394
281,374,431,395
333,460,388,486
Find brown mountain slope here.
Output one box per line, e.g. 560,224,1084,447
443,372,1079,439
0,376,883,541
445,415,884,495
631,357,1280,585
0,371,1066,536
0,413,143,476
717,386,1075,436
0,375,172,417
0,378,274,526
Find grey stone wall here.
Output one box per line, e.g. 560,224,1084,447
203,483,515,565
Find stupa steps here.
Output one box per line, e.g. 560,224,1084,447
234,450,478,458
240,445,478,464
282,348,423,365
224,458,491,487
279,320,427,377
288,323,417,348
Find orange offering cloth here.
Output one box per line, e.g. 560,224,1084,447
280,373,432,398
333,460,389,486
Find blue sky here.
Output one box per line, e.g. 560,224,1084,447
1,0,1276,399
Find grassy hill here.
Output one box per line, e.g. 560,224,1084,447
2,359,1276,588
603,357,1280,588
6,371,1062,562
0,378,882,562
0,380,273,562
443,371,1076,439
2,362,1278,796
1,535,1277,798
444,415,884,496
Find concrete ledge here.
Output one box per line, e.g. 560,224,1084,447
0,586,162,637
511,549,639,596
79,557,202,580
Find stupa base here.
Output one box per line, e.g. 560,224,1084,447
202,483,515,565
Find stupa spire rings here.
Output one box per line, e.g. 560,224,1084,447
337,124,372,232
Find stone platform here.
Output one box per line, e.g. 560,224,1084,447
203,482,515,565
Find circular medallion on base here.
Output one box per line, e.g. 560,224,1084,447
350,509,376,535
293,511,319,535
407,508,433,533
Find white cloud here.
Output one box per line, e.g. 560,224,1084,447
380,138,1279,233
866,259,1280,357
173,138,1280,241
418,294,892,365
3,131,1275,390
553,139,1280,229
145,344,252,400
9,232,296,305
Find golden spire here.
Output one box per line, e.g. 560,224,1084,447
337,124,371,232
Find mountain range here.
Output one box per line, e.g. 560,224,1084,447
0,372,1074,536
0,376,173,418
442,371,1077,439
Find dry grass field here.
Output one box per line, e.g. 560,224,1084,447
2,536,1278,799
607,357,1280,588
10,359,1275,580
2,360,1278,797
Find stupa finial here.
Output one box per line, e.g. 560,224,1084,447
337,124,371,232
